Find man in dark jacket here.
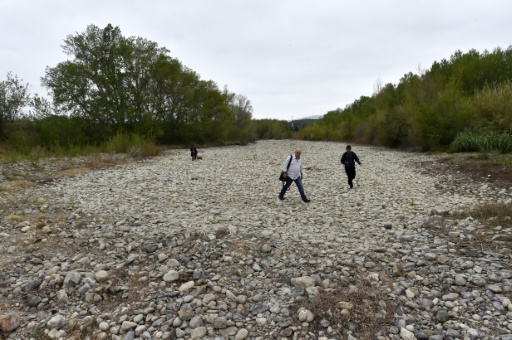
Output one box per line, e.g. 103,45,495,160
190,145,198,161
340,145,362,189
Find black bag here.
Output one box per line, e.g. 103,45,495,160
279,155,293,181
279,171,286,181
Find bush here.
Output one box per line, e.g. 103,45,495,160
105,132,158,157
451,130,512,153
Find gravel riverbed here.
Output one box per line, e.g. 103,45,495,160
1,140,511,340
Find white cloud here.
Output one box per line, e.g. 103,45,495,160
1,0,511,119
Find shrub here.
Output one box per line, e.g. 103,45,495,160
451,130,512,153
105,132,159,157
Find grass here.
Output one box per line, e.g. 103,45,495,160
422,202,512,253
455,202,512,229
0,132,159,164
433,152,512,184
290,280,396,339
451,130,512,153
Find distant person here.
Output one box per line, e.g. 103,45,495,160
340,145,362,189
278,148,311,203
190,145,198,161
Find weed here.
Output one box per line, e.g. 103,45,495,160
30,326,51,339
215,227,230,239
455,202,512,229
290,281,396,338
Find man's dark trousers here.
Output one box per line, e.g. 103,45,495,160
345,166,356,188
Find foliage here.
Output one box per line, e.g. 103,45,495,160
105,132,159,157
40,24,253,145
0,72,30,139
251,119,291,139
450,130,512,153
300,46,512,152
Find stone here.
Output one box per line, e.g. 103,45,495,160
163,270,179,282
95,270,109,282
436,310,449,323
0,314,21,332
47,315,66,329
291,276,315,288
191,326,207,339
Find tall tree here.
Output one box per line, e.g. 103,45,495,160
42,24,169,140
0,72,30,139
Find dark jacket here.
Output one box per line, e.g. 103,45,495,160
190,146,198,157
341,151,361,168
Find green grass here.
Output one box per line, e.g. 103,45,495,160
0,133,158,164
451,130,512,153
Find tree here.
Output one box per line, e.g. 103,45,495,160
42,24,255,145
229,94,253,128
0,72,30,139
42,24,169,141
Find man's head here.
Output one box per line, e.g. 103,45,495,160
295,148,302,159
346,145,352,152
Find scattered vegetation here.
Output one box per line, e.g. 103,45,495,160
290,281,396,339
455,202,512,230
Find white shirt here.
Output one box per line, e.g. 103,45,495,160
282,155,302,180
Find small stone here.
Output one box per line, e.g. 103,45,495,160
95,270,109,282
235,328,249,339
26,294,42,307
400,327,416,340
178,280,194,292
291,276,315,288
191,326,207,339
163,270,179,282
47,315,66,329
120,321,137,332
436,310,449,323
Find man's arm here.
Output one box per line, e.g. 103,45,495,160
282,155,291,172
354,153,362,165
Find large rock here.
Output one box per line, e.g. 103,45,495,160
0,314,21,332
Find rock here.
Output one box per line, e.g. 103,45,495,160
26,294,42,307
163,270,179,282
63,271,82,288
436,310,449,323
179,281,195,292
191,326,207,339
95,270,109,282
21,279,41,292
400,327,416,340
47,315,66,329
0,314,21,332
235,328,249,339
120,321,138,332
291,276,315,288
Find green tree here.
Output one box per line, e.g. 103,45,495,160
42,24,169,141
0,72,30,139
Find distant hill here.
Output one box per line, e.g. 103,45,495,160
289,114,323,121
289,115,323,131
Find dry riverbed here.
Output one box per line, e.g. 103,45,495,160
0,140,511,340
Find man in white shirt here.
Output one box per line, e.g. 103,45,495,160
278,148,310,203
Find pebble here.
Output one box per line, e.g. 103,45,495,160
1,140,511,339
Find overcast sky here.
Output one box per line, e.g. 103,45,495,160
1,1,511,120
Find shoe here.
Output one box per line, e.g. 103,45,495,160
278,196,285,200
303,199,311,203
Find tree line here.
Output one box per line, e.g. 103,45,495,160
0,24,291,157
5,25,508,157
299,47,512,153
